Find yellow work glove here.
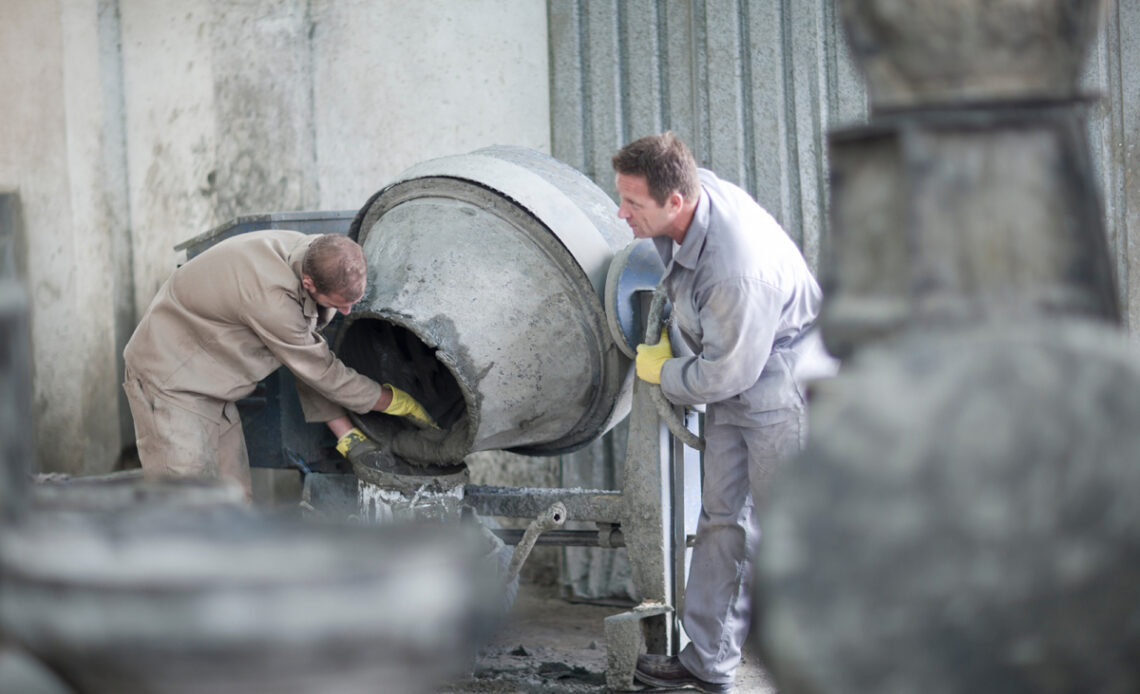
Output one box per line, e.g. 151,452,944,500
635,329,672,385
382,384,439,429
335,427,380,460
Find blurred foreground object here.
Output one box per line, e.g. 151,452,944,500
758,324,1140,694
0,504,502,694
756,2,1140,693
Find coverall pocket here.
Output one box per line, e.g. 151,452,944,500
150,397,220,479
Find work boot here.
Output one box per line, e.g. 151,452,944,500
634,654,734,694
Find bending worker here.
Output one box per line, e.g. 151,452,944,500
122,230,432,501
614,133,829,694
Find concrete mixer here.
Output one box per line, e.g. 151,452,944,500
340,146,633,460
0,146,703,690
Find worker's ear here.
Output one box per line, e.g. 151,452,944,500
667,191,684,214
301,275,316,293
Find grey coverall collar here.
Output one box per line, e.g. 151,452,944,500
655,187,711,274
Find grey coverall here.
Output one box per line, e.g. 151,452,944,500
655,170,824,684
123,230,384,497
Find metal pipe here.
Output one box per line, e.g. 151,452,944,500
464,484,624,524
645,286,705,451
504,502,567,585
489,528,626,548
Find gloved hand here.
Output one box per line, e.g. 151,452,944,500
335,427,381,462
635,329,672,385
382,384,439,429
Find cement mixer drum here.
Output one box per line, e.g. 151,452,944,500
338,146,634,460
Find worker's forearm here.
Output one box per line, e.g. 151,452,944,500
373,386,393,412
326,415,355,439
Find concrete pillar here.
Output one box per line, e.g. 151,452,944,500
756,2,1140,693
1,191,32,524
819,0,1119,359
0,279,33,525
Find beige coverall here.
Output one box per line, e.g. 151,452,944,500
123,230,384,498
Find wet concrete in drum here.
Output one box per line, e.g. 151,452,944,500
438,586,775,694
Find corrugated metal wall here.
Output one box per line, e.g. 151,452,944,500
548,0,867,272
1085,0,1140,331
550,0,1140,599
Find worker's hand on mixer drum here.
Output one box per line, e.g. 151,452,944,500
381,384,440,430
635,329,672,385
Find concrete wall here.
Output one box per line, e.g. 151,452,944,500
0,0,131,475
0,0,550,474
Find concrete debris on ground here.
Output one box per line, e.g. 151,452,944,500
437,585,775,694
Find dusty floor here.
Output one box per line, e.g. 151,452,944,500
251,468,781,693
438,582,776,694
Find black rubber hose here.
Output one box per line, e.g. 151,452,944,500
645,286,705,451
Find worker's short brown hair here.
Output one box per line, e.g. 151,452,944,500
611,132,700,206
303,235,366,301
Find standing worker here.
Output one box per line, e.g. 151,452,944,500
613,133,828,693
122,230,434,502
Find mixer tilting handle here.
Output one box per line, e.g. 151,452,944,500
645,287,706,452
603,240,705,451
504,502,568,586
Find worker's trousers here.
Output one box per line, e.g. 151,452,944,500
677,401,806,684
123,369,252,501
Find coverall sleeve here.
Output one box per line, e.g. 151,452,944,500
658,277,783,406
294,379,352,423
243,296,384,417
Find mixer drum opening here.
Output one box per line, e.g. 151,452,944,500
335,316,467,442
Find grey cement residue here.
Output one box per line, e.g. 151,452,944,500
437,588,776,694
387,422,474,464
357,479,465,525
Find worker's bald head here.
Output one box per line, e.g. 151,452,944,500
302,234,366,302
